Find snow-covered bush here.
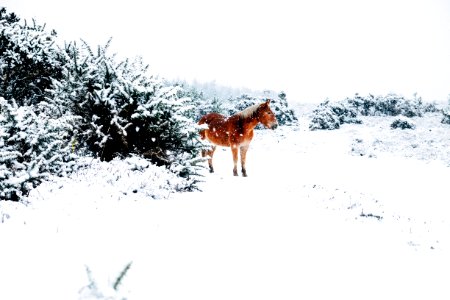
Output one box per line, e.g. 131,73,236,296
441,107,450,124
0,10,80,201
390,117,416,130
270,91,298,125
310,93,430,130
423,102,439,113
347,93,424,117
441,96,450,125
330,101,361,125
309,100,360,130
49,40,204,181
0,98,78,201
0,8,63,106
1,8,204,194
385,93,423,117
309,100,341,130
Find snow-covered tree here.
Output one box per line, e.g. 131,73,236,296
227,94,260,115
0,98,77,201
176,84,226,122
271,91,297,125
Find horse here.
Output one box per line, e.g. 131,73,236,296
198,99,278,177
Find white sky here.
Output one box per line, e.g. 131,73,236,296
2,0,450,102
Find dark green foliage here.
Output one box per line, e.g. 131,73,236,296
50,40,138,161
229,94,259,115
390,117,416,130
309,100,344,130
273,91,298,125
0,7,20,24
423,102,440,113
309,100,361,130
329,102,361,125
49,40,204,181
442,112,450,124
346,93,425,117
0,9,63,106
0,10,78,201
442,105,450,125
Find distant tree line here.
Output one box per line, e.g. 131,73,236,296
178,84,297,127
309,93,446,130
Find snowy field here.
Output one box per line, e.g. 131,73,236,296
1,104,450,300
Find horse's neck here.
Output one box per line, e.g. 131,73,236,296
240,115,259,130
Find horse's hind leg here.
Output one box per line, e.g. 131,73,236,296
202,146,216,173
240,145,249,177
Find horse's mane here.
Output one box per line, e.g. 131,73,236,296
236,103,260,119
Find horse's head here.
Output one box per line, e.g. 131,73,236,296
258,99,278,130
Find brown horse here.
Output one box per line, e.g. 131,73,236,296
198,99,278,177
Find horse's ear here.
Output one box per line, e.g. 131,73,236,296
266,99,271,105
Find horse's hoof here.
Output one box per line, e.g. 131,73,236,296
209,168,214,173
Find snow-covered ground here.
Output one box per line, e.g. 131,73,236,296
1,104,450,300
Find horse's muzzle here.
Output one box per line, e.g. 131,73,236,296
271,123,278,130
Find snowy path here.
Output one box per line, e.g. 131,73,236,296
135,127,450,299
1,116,450,299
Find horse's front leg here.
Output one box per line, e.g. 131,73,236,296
239,145,249,177
202,146,216,173
231,144,239,176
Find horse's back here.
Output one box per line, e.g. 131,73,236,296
198,112,226,126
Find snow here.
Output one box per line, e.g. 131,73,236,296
1,105,450,299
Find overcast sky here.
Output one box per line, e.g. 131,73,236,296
3,0,450,102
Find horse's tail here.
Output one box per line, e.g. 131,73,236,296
198,116,207,140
